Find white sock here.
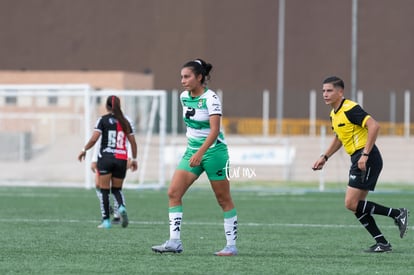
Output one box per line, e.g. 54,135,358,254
95,188,102,200
169,206,183,240
224,210,238,246
112,193,120,218
95,188,104,218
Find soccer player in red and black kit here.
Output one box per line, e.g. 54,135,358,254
78,95,138,229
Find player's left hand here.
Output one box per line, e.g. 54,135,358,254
357,156,367,171
189,152,202,167
130,160,138,172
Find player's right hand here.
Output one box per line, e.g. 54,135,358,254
312,158,325,171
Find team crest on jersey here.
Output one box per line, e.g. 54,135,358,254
197,99,203,108
109,118,116,124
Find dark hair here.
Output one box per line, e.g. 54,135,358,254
323,76,344,89
182,58,213,85
106,95,132,135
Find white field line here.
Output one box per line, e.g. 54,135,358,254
0,218,412,230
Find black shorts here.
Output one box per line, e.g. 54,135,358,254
348,145,383,191
97,157,128,179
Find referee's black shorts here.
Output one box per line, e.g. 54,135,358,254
97,157,128,179
348,145,383,191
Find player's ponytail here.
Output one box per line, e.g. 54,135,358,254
106,95,132,135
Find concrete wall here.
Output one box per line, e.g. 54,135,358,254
0,135,412,187
0,71,154,90
0,0,413,121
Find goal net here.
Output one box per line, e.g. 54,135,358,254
0,84,167,189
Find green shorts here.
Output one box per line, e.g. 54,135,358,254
176,142,229,181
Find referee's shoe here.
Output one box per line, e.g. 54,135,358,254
364,242,392,253
394,208,409,238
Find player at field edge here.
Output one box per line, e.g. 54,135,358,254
151,58,238,256
78,95,138,229
312,76,409,253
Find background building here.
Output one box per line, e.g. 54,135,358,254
0,0,413,186
0,0,413,123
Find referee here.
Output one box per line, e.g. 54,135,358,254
312,76,409,253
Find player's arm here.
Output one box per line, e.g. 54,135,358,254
345,105,378,170
358,116,380,171
78,130,101,162
90,137,101,173
126,134,138,172
312,136,342,170
126,140,133,169
361,116,379,155
189,114,220,167
125,115,137,170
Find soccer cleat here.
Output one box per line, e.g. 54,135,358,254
111,217,121,225
97,219,111,229
118,205,129,228
214,245,238,256
151,239,183,254
364,242,392,253
394,208,409,238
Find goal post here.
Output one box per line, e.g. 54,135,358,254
0,84,167,189
86,89,167,189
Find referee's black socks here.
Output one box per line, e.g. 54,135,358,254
355,212,388,244
357,200,400,218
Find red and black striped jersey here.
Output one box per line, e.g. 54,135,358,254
94,114,135,160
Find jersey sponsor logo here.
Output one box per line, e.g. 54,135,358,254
185,108,196,119
102,147,127,155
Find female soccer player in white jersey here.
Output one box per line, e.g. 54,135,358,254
152,59,238,256
78,95,138,229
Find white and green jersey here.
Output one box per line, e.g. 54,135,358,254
180,88,226,149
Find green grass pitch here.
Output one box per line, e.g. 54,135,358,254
0,185,413,274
